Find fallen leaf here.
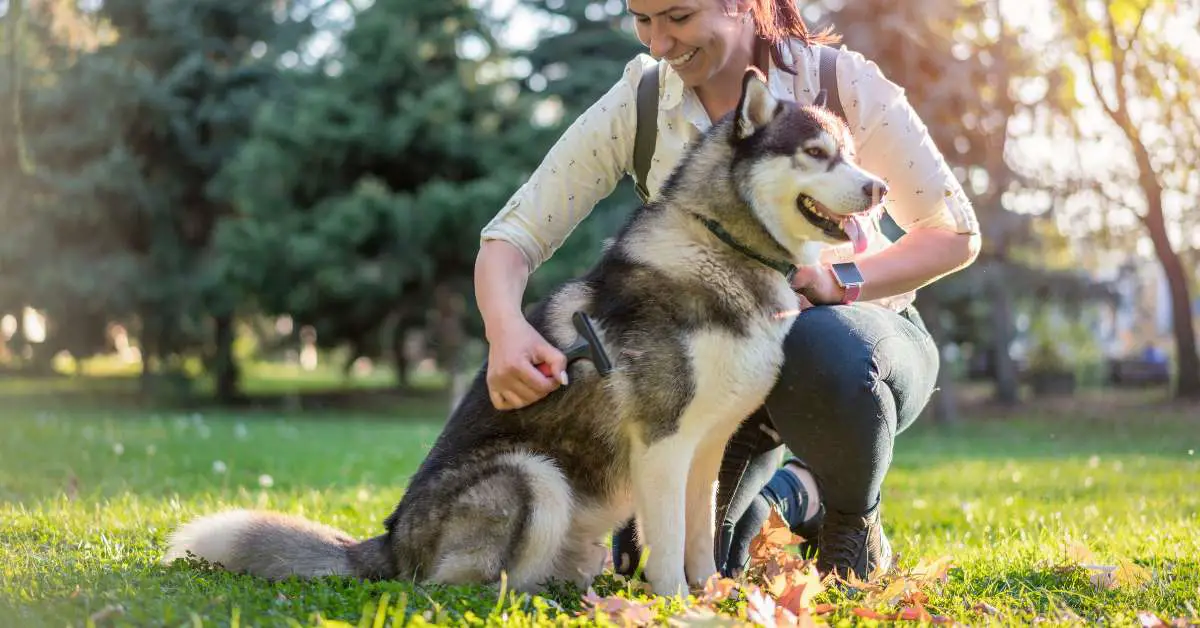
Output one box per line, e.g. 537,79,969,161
909,555,954,584
668,607,747,627
697,574,740,605
748,509,804,565
898,605,933,622
1113,559,1152,590
89,604,124,623
583,588,656,627
972,601,1000,615
852,607,896,620
1065,540,1097,565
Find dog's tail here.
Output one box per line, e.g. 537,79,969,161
161,510,395,581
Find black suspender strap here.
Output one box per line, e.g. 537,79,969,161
633,63,660,203
815,45,845,122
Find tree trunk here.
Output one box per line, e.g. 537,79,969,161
988,262,1021,405
213,314,240,404
433,284,468,410
1142,191,1200,399
139,311,156,392
392,325,411,390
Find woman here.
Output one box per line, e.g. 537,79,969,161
473,0,980,581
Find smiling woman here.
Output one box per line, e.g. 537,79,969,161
473,0,981,581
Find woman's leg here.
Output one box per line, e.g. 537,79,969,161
763,303,940,578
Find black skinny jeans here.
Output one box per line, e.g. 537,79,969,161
613,301,940,575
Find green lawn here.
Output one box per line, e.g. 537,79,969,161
1,396,1197,626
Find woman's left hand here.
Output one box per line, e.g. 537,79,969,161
789,265,845,308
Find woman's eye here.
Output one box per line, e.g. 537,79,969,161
669,13,692,23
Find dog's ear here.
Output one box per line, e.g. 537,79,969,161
736,68,779,140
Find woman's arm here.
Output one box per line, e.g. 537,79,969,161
475,55,656,409
795,47,982,305
795,228,980,304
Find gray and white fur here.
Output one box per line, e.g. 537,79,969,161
163,70,888,597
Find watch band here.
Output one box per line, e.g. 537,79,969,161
841,283,861,304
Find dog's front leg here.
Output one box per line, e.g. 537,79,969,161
631,434,693,597
684,429,729,587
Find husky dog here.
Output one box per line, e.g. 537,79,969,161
163,70,888,597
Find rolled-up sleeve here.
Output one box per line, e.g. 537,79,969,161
834,48,979,236
480,56,654,271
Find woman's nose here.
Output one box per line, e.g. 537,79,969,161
648,24,675,59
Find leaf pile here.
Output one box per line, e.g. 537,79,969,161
580,509,958,626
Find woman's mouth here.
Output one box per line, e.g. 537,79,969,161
668,48,698,69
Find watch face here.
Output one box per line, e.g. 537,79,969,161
832,262,865,286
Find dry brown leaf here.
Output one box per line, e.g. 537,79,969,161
1113,559,1152,590
668,607,749,627
583,588,656,626
748,509,804,565
1065,540,1097,565
909,555,954,584
89,604,125,623
697,574,740,605
852,607,896,620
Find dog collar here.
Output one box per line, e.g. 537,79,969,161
691,213,798,282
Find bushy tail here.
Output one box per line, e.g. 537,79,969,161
162,509,394,581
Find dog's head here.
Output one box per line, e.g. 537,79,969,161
729,69,888,257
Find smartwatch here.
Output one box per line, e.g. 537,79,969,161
829,262,865,304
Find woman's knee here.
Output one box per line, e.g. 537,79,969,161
777,306,880,398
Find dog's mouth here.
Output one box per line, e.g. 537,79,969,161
797,195,875,253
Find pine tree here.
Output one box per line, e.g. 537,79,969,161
10,0,309,398
516,0,649,296
213,0,542,386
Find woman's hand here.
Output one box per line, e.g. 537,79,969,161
485,316,568,411
789,265,845,307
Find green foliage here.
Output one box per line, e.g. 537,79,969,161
3,0,313,387
515,0,649,301
213,0,542,363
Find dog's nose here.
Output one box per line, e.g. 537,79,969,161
863,180,889,202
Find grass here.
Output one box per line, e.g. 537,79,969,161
1,392,1198,626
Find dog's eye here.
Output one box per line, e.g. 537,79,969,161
804,147,827,159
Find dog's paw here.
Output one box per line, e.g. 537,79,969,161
685,552,719,589
650,575,690,599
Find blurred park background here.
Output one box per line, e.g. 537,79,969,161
1,0,1198,416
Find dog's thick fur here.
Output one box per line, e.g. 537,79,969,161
163,71,888,596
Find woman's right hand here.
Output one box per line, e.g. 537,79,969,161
485,316,568,410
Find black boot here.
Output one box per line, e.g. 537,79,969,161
816,500,893,580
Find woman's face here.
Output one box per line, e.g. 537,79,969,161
628,0,754,88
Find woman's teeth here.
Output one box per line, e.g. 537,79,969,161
668,49,698,68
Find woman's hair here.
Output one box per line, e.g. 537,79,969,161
746,0,841,75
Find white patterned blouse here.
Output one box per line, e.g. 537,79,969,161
480,39,979,312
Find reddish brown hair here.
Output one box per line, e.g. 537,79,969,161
746,0,841,75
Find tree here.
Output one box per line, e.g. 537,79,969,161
1044,0,1200,399
6,0,310,400
514,0,649,298
213,0,542,389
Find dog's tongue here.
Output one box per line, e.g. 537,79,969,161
842,213,873,254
